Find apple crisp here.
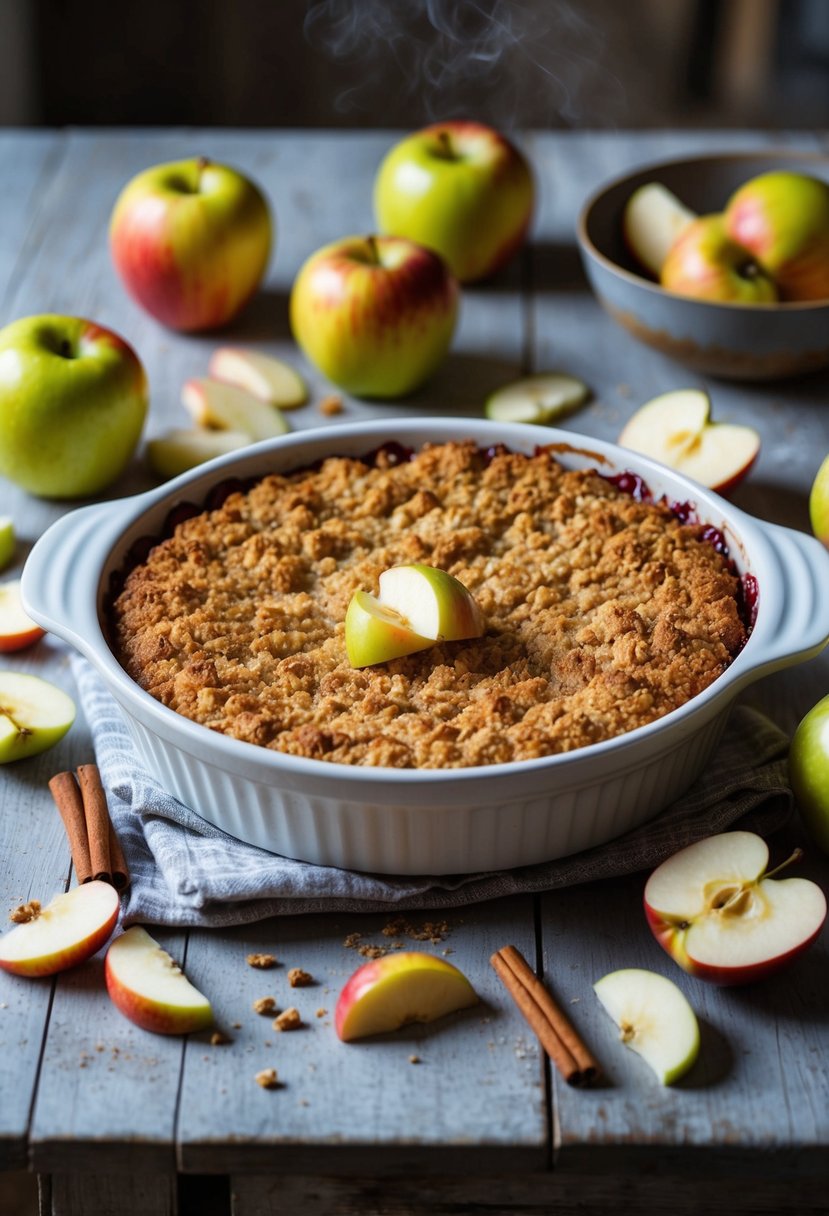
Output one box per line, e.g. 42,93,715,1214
111,440,746,768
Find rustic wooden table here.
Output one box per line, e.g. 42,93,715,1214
1,129,828,1216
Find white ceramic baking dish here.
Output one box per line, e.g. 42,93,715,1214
22,418,829,875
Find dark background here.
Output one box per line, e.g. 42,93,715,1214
2,0,829,131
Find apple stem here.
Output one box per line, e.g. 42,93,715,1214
364,235,380,265
435,129,456,160
763,847,804,881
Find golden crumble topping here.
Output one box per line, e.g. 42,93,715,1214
112,441,745,768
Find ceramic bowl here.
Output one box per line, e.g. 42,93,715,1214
577,150,829,380
22,418,829,874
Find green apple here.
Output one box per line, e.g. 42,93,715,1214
345,590,432,668
374,121,534,283
105,926,213,1035
724,170,829,302
593,968,699,1085
789,694,829,855
809,453,829,546
335,951,478,1041
290,235,458,399
661,216,778,304
110,157,272,331
0,517,15,571
0,315,148,499
0,671,76,764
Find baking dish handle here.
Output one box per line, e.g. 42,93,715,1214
21,498,136,659
746,521,829,677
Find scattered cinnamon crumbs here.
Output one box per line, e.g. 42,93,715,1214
9,900,40,924
246,953,277,969
210,1031,230,1046
288,967,313,988
315,1008,327,1019
255,1068,280,1089
273,1007,301,1032
344,917,453,959
253,996,278,1016
409,1055,421,1065
318,393,343,416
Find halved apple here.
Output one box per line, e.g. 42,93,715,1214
622,182,697,278
0,516,15,571
618,388,760,494
0,671,76,764
644,831,827,985
105,925,213,1035
147,427,251,480
378,564,484,642
181,378,290,441
593,968,699,1085
335,951,478,1042
345,589,432,668
0,580,45,652
484,373,590,425
0,881,119,977
208,347,308,408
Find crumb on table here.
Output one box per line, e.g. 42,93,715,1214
246,953,277,969
273,1007,302,1032
253,996,278,1016
210,1031,230,1046
319,394,343,416
288,967,313,988
255,1068,280,1089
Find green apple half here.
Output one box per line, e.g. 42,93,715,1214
0,671,76,764
593,968,699,1085
0,315,148,499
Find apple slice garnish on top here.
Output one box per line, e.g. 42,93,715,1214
644,831,827,985
0,671,76,764
0,580,45,652
208,347,308,409
105,925,213,1035
147,427,251,480
593,968,700,1085
345,564,485,668
622,182,697,278
335,951,478,1042
0,881,119,977
0,517,15,571
181,378,290,441
618,388,760,494
484,373,590,425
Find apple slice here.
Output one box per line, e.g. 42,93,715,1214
619,388,760,494
593,968,699,1085
105,925,213,1035
336,951,478,1042
378,564,485,642
208,347,308,408
622,182,697,278
0,881,119,977
345,589,432,668
644,831,827,985
0,671,76,764
484,373,590,425
0,580,45,652
147,428,251,480
0,517,15,571
181,378,290,441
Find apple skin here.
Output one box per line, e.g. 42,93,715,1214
335,951,478,1042
374,121,534,283
378,564,485,641
660,216,778,304
809,453,829,548
0,580,46,651
290,235,458,399
0,315,148,499
724,170,829,302
0,881,119,978
110,157,272,331
0,517,14,571
105,926,213,1035
345,589,432,668
789,694,829,857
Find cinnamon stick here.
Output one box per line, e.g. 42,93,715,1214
490,945,600,1087
107,820,130,892
48,771,92,884
76,764,112,882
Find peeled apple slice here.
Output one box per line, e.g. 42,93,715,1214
485,373,590,424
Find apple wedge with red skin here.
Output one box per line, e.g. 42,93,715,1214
105,925,213,1035
619,388,760,495
0,881,119,977
336,951,478,1042
644,831,827,986
0,580,45,652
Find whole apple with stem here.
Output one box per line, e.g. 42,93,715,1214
110,157,272,331
290,235,458,399
0,315,147,499
643,831,826,985
660,216,778,304
374,121,534,283
724,170,829,302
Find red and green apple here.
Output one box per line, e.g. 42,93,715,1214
110,157,272,331
0,881,119,977
336,950,478,1041
789,694,829,856
660,215,778,304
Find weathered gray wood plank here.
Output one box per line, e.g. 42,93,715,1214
48,1171,176,1215
0,132,65,311
29,930,188,1174
177,899,545,1175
